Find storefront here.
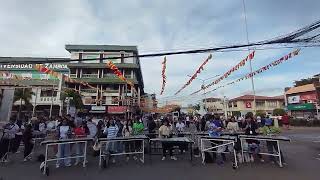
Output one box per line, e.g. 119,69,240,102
287,103,316,118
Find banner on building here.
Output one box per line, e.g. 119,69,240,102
108,106,127,114
300,93,317,101
288,95,300,104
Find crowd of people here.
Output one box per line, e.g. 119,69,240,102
0,112,287,167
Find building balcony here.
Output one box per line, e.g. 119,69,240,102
71,77,138,84
68,63,139,69
39,96,58,103
102,89,119,96
81,74,98,78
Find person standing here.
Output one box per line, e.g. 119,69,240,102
56,118,72,168
11,119,24,154
122,120,134,162
159,119,177,161
103,120,119,163
243,116,264,163
226,116,240,133
22,124,34,162
132,118,144,162
207,117,225,165
74,121,89,166
147,116,157,138
282,114,290,130
0,119,19,162
87,118,97,138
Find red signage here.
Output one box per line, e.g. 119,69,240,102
108,106,127,114
300,92,317,101
245,101,252,108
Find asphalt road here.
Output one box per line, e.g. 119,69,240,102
1,127,320,180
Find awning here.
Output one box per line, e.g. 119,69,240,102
287,103,315,110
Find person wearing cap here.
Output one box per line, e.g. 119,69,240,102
260,118,286,165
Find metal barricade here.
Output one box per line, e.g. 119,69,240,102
98,135,149,169
40,138,93,176
239,135,290,167
200,136,238,169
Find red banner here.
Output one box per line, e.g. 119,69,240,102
300,92,317,101
108,106,127,114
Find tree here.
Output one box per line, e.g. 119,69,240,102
193,103,200,111
294,77,318,87
232,111,241,117
273,108,286,116
61,89,83,110
14,88,34,119
256,110,266,118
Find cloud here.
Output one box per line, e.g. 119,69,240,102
0,0,319,106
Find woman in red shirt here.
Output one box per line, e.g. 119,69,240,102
74,121,89,166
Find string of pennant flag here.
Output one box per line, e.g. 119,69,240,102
174,54,213,95
160,57,167,95
202,49,301,95
191,50,255,95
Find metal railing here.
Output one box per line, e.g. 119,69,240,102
81,74,98,78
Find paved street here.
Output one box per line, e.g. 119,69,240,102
0,127,320,180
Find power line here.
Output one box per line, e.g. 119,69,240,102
0,20,320,64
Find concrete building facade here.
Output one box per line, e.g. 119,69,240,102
228,95,285,116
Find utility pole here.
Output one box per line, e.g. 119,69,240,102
49,85,54,118
32,87,39,117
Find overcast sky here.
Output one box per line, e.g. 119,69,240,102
0,0,319,106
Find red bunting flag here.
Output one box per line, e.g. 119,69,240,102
190,51,255,95
174,54,213,95
201,49,300,95
160,57,167,95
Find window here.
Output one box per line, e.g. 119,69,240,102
40,89,57,97
81,53,100,63
233,103,237,108
256,101,265,107
123,52,134,63
124,70,132,78
267,101,277,108
103,53,121,63
70,52,79,63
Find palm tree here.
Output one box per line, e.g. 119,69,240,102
61,89,83,110
14,88,34,119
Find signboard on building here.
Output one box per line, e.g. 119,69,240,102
89,106,106,114
288,95,300,104
0,63,68,70
287,103,315,110
108,106,127,114
245,101,252,108
300,93,317,101
91,106,106,111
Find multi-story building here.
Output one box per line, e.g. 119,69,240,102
202,97,225,114
285,83,320,118
65,45,144,116
141,93,157,109
0,59,68,121
228,95,285,116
